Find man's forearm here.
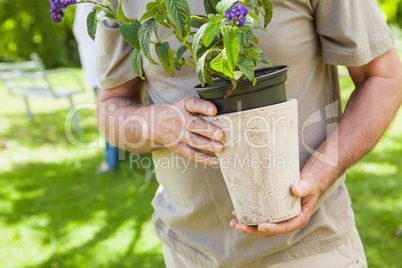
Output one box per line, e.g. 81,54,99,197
303,49,402,195
97,96,160,153
97,78,224,165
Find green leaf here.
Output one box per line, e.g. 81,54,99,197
196,52,209,86
153,22,161,42
205,75,216,87
117,0,130,24
119,21,141,49
140,12,151,22
222,25,239,69
192,23,208,62
256,57,272,67
174,58,185,70
236,16,254,33
216,0,238,14
207,13,221,23
191,20,205,29
256,26,269,37
211,0,221,8
203,16,221,47
246,45,263,54
261,0,273,27
234,71,243,80
139,18,158,65
204,0,216,14
237,33,244,52
176,45,188,63
155,41,170,64
237,60,255,82
197,38,220,57
96,9,117,22
249,0,259,8
154,13,171,28
130,48,145,80
191,15,208,28
244,27,255,47
203,0,220,14
162,51,175,76
146,2,159,17
87,8,98,41
210,50,234,78
253,35,259,44
247,11,260,24
165,0,191,39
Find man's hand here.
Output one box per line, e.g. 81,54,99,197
152,96,224,165
229,170,321,237
230,47,402,237
98,80,224,166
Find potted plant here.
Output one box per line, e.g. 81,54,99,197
51,0,301,225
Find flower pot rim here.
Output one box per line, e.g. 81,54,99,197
194,65,289,94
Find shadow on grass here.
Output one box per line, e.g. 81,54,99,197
0,109,164,267
0,153,164,268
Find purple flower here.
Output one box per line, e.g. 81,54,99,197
236,16,246,27
225,10,231,20
224,2,248,28
50,0,77,23
230,7,238,18
235,3,249,16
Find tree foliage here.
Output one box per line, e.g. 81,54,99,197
0,0,79,68
377,0,402,26
1,0,397,69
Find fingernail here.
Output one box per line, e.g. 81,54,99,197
229,220,237,227
236,224,245,231
208,106,215,115
213,131,223,140
294,184,303,195
258,227,267,233
213,142,223,152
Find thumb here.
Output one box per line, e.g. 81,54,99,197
291,180,314,198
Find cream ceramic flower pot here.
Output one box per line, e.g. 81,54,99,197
205,99,301,225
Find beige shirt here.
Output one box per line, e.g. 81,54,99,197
96,0,394,266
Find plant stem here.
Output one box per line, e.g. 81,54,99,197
183,58,196,70
149,40,196,69
208,70,228,81
154,0,183,43
79,1,118,18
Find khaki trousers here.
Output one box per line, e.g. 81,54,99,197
162,226,367,268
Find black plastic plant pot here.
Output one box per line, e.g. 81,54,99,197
195,65,289,115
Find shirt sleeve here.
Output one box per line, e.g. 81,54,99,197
96,19,138,90
312,0,395,67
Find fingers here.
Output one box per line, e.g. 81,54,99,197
170,142,220,166
257,207,311,235
230,176,319,238
230,204,312,238
155,97,224,165
291,179,315,198
182,97,223,142
185,116,224,142
181,129,223,153
184,96,217,116
230,220,266,236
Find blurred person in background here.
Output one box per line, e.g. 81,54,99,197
73,3,119,173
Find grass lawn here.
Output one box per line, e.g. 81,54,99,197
0,66,401,267
340,75,402,268
0,70,163,268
